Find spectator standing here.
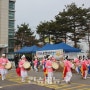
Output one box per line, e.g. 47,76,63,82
14,54,19,68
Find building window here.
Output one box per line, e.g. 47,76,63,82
9,1,15,10
9,20,14,28
9,11,15,19
8,1,15,53
9,29,14,32
8,48,14,52
9,39,14,47
9,31,14,38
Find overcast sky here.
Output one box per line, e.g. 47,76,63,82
15,0,90,38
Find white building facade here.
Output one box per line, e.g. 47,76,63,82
0,0,16,56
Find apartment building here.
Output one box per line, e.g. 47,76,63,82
0,0,16,56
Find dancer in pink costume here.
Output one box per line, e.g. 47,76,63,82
45,55,53,84
0,54,9,80
19,55,28,82
63,56,72,84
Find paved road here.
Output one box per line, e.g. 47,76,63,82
0,69,90,90
0,84,54,90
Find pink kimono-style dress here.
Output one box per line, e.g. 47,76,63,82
0,57,9,80
81,60,88,79
74,58,80,74
63,60,72,83
88,59,90,74
45,59,53,84
33,59,38,72
42,58,46,70
19,59,28,79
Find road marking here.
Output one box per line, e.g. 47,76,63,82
42,84,69,89
4,70,90,90
1,83,29,88
37,82,90,90
66,85,88,90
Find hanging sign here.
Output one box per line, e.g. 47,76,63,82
36,49,63,60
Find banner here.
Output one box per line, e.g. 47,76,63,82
36,49,63,60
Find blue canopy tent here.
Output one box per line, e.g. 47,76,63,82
38,42,81,52
14,46,28,54
15,45,40,54
53,42,81,52
24,45,40,53
38,43,53,51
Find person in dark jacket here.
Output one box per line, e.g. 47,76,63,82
14,55,19,68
